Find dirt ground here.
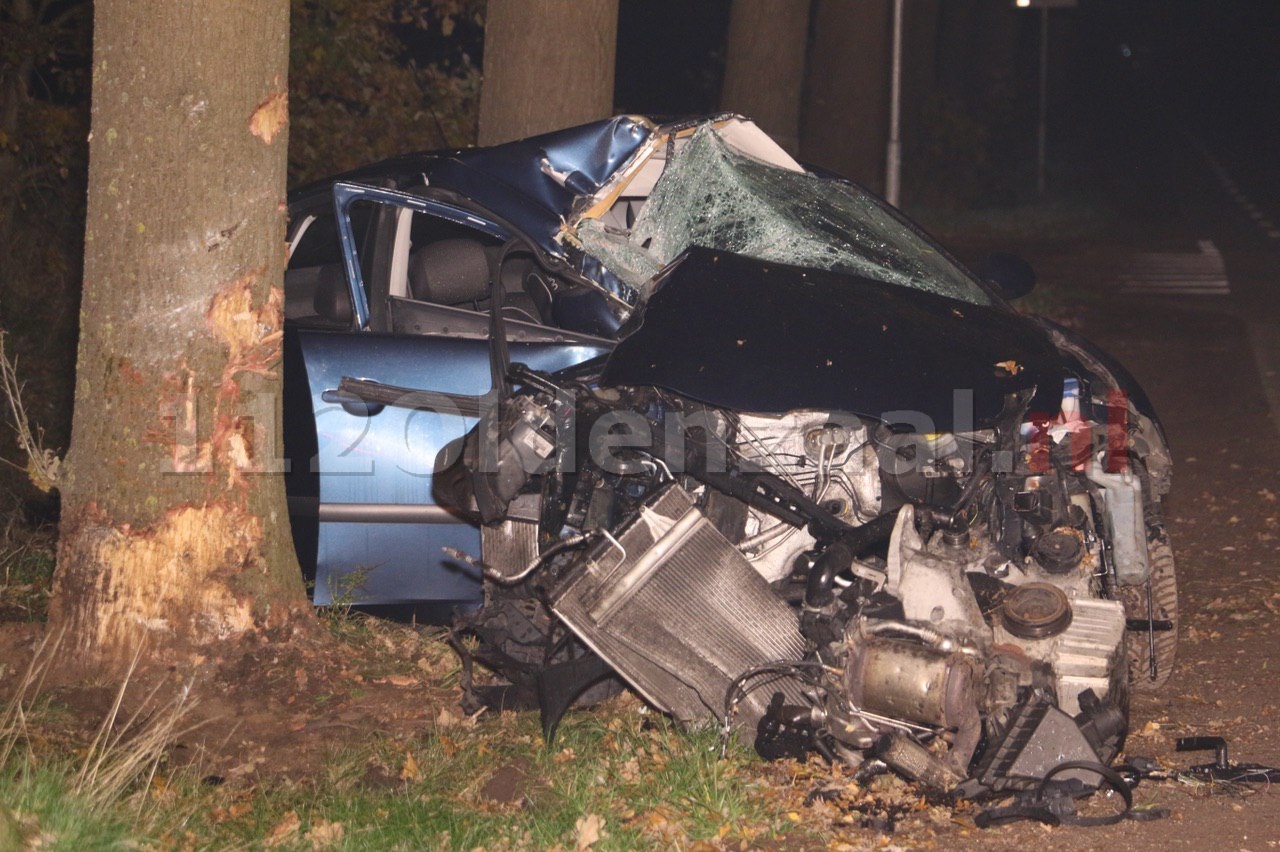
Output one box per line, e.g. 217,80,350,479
0,616,464,788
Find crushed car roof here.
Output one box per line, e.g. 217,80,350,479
292,115,661,253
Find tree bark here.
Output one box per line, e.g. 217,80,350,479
50,0,309,668
478,0,618,146
719,0,811,155
800,0,892,192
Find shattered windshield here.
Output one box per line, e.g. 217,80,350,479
578,125,992,306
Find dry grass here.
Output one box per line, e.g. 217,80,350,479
71,649,203,810
0,329,62,494
0,632,205,847
0,628,63,770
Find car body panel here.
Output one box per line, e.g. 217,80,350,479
293,328,610,607
285,179,614,608
602,247,1064,431
294,115,661,262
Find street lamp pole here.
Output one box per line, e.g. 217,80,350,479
886,0,904,207
1016,0,1076,193
1036,6,1049,195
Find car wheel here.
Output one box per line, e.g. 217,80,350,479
1119,523,1178,692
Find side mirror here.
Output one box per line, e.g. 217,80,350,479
977,252,1036,301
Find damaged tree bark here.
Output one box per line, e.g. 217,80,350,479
50,0,309,667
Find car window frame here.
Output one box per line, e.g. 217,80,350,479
285,197,370,332
332,182,514,331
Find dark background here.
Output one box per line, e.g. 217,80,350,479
3,0,1280,516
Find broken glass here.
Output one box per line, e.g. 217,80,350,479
578,124,992,306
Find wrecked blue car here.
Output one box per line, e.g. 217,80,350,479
282,115,1176,799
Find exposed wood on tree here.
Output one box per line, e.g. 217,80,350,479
719,0,811,155
50,0,308,667
478,0,619,146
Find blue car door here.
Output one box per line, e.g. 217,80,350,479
283,183,611,616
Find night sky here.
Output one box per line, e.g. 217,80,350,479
610,0,1280,145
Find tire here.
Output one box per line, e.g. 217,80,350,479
1119,524,1178,692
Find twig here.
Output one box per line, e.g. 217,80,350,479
0,330,61,492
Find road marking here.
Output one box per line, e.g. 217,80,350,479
1193,138,1279,242
1118,239,1230,297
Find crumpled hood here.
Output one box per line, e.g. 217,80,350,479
600,247,1064,431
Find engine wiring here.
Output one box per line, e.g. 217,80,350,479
442,531,599,586
729,415,876,563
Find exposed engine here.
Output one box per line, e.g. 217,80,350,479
443,368,1173,798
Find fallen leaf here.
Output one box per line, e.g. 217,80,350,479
211,799,253,823
305,820,345,849
575,813,605,850
263,811,301,847
401,751,422,783
994,359,1023,376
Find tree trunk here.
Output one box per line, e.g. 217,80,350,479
719,0,811,155
478,0,619,146
50,0,309,668
800,0,892,192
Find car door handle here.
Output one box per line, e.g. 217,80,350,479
333,377,489,419
321,388,385,417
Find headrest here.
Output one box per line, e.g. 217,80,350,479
313,265,354,325
408,239,491,305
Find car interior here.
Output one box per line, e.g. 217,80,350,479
286,198,619,344
284,118,804,344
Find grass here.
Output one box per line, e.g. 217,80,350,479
0,592,818,850
0,522,56,623
156,702,795,851
0,537,948,849
0,329,63,496
0,696,800,849
0,767,141,850
0,634,204,850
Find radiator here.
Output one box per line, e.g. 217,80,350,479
552,484,807,731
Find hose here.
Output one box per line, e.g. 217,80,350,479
442,530,596,586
